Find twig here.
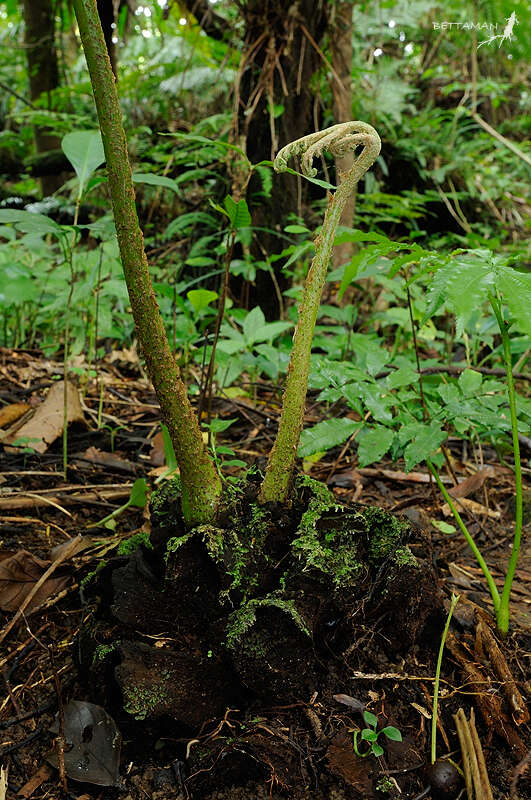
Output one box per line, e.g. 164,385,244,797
471,112,531,166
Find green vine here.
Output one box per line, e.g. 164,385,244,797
259,122,381,504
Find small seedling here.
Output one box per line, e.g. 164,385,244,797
353,711,402,758
87,477,148,530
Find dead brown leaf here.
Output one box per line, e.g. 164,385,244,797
0,403,31,429
3,381,84,453
81,446,136,473
149,431,165,466
0,550,70,613
448,467,495,499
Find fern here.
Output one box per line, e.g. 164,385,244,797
423,251,531,337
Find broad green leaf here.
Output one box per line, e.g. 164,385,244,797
185,256,216,267
242,306,266,343
285,224,310,234
363,711,378,728
62,131,105,197
437,384,459,404
422,252,531,337
350,334,389,376
431,519,457,534
357,426,395,467
298,418,361,458
129,478,148,508
458,369,482,396
208,417,237,434
161,424,177,472
403,422,447,471
497,268,531,335
248,320,293,345
386,366,418,390
0,210,63,236
357,384,393,423
381,726,402,742
372,744,384,757
132,172,181,195
224,196,251,229
187,288,218,312
361,729,378,742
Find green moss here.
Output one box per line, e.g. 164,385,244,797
150,477,182,526
118,531,153,556
92,641,120,664
291,475,364,588
226,593,309,650
122,669,172,720
364,506,409,563
165,533,191,562
80,560,107,592
205,503,271,601
393,546,419,568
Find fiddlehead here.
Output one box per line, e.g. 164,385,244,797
274,121,381,185
259,122,381,505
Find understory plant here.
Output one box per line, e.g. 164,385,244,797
72,0,381,524
352,711,402,759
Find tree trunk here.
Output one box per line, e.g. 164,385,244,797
330,0,355,270
233,0,330,317
22,0,62,195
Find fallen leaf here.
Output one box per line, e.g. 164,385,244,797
149,431,165,466
0,403,31,429
448,467,494,499
0,550,70,613
3,381,84,454
333,694,365,713
48,701,122,787
81,447,136,474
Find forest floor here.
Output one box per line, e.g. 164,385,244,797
0,347,529,800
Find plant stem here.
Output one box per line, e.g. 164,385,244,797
431,593,459,764
72,0,221,525
488,292,522,635
259,122,380,504
427,461,500,614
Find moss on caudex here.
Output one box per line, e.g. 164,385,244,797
291,475,365,588
118,531,153,556
92,641,120,665
121,669,172,721
226,593,309,651
150,476,182,526
291,475,419,586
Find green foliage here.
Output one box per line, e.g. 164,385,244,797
88,478,148,531
61,131,105,198
353,711,402,759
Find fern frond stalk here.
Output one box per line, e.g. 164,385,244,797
73,0,221,525
259,123,381,504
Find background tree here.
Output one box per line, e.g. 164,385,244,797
21,0,62,194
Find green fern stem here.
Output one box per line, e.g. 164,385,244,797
73,0,221,525
259,123,381,504
488,292,522,635
427,461,500,615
